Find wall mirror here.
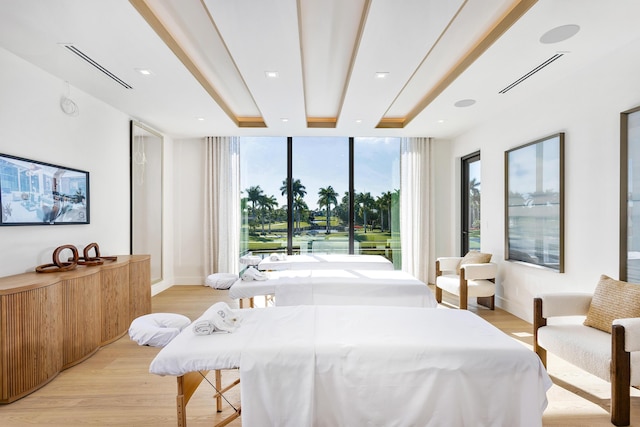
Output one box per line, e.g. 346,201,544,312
505,132,564,272
130,121,163,284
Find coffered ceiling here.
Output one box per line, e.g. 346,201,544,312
0,0,639,138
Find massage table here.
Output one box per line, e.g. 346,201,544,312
257,253,394,271
228,268,437,308
150,304,552,427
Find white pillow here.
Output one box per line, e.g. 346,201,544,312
205,273,239,289
129,313,191,347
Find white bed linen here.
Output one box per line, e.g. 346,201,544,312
150,305,552,427
228,268,437,308
257,253,394,271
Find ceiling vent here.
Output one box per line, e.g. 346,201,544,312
63,44,133,89
498,53,563,94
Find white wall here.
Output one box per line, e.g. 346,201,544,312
171,137,205,284
435,37,640,321
0,47,132,276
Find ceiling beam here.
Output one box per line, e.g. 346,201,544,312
377,0,538,129
129,0,266,128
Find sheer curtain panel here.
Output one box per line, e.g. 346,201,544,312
204,136,240,275
400,137,431,283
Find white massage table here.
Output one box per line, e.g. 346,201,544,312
257,253,394,271
150,305,552,427
229,268,437,308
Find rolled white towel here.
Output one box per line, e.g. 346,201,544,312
269,253,287,261
193,319,216,335
241,267,255,281
241,266,269,281
192,302,241,335
253,269,268,281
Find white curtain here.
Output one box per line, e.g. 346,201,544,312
204,136,240,275
400,137,431,283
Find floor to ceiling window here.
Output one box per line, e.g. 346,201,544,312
239,136,401,266
354,137,401,265
239,136,287,257
292,137,349,254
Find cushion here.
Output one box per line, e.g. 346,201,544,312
457,251,492,274
129,313,191,347
584,275,640,333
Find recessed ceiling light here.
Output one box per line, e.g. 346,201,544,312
437,119,445,124
196,117,205,121
454,99,476,108
540,24,580,44
281,118,289,122
135,68,153,76
265,71,279,78
375,72,389,79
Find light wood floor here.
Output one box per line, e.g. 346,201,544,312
1,285,639,426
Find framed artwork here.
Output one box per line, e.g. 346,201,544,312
620,106,640,282
505,133,564,272
0,153,89,225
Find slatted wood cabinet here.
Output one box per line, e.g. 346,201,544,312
0,255,151,403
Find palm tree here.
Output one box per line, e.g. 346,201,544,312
258,194,278,234
245,186,264,233
317,185,338,234
356,192,375,233
469,178,481,229
334,191,350,225
280,178,307,232
377,191,392,232
292,196,308,233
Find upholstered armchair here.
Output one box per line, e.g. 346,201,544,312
534,276,640,426
435,254,497,310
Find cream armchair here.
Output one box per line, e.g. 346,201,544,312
435,256,497,310
534,291,640,426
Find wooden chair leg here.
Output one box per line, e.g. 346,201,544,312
533,298,547,368
459,271,468,310
611,324,631,426
435,261,443,303
476,296,494,310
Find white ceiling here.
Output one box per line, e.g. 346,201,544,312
0,0,639,139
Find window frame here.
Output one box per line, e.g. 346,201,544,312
461,151,480,255
620,105,640,280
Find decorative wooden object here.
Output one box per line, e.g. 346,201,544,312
0,255,150,403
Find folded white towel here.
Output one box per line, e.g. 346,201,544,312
193,319,217,335
241,266,269,281
269,253,287,261
192,302,241,335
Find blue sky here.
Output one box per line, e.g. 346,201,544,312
240,137,400,210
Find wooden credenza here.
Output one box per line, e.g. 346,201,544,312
0,255,150,403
